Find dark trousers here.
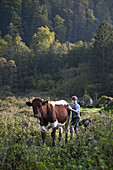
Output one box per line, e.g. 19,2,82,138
70,117,80,139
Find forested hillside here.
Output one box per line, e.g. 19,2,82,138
0,0,113,99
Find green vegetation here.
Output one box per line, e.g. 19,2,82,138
0,1,113,98
1,1,113,168
0,97,113,169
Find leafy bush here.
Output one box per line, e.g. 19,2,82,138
96,95,113,108
79,94,93,108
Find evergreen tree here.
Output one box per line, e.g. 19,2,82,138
89,21,113,96
22,0,51,45
95,0,112,24
10,0,23,36
71,0,87,42
0,57,7,87
0,0,11,36
7,60,17,87
54,15,67,43
0,32,8,58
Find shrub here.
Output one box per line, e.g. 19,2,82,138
96,95,113,108
79,94,93,108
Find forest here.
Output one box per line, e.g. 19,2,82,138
0,0,113,99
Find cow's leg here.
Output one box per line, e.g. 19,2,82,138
41,132,46,144
52,128,56,146
65,123,69,142
58,127,63,142
51,131,53,138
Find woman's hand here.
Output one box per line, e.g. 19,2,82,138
67,105,72,111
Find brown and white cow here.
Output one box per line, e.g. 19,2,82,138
26,98,70,146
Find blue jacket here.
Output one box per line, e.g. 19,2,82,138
72,103,80,118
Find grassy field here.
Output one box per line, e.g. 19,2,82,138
0,97,113,169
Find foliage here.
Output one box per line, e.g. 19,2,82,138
0,1,113,98
79,94,93,108
54,14,67,43
0,0,113,43
0,85,14,97
0,97,113,169
89,21,113,97
97,95,113,108
31,26,55,54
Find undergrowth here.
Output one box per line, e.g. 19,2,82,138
0,97,113,169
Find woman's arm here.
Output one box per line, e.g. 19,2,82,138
69,107,78,114
71,108,78,114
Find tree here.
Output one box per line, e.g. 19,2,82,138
54,15,67,43
106,73,113,96
85,8,98,41
7,60,17,87
31,26,55,74
95,0,112,24
93,22,113,77
0,57,7,87
31,26,55,53
0,0,11,36
8,23,18,39
37,74,54,91
0,33,8,58
89,21,113,96
22,0,51,45
71,0,87,42
4,32,33,82
10,0,23,36
0,57,17,88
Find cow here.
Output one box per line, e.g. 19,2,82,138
26,98,70,146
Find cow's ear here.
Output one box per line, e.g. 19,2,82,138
26,102,33,106
42,100,48,105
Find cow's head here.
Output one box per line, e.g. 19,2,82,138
26,98,48,118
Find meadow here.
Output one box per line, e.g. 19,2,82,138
0,97,113,169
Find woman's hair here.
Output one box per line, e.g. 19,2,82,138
72,96,78,101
